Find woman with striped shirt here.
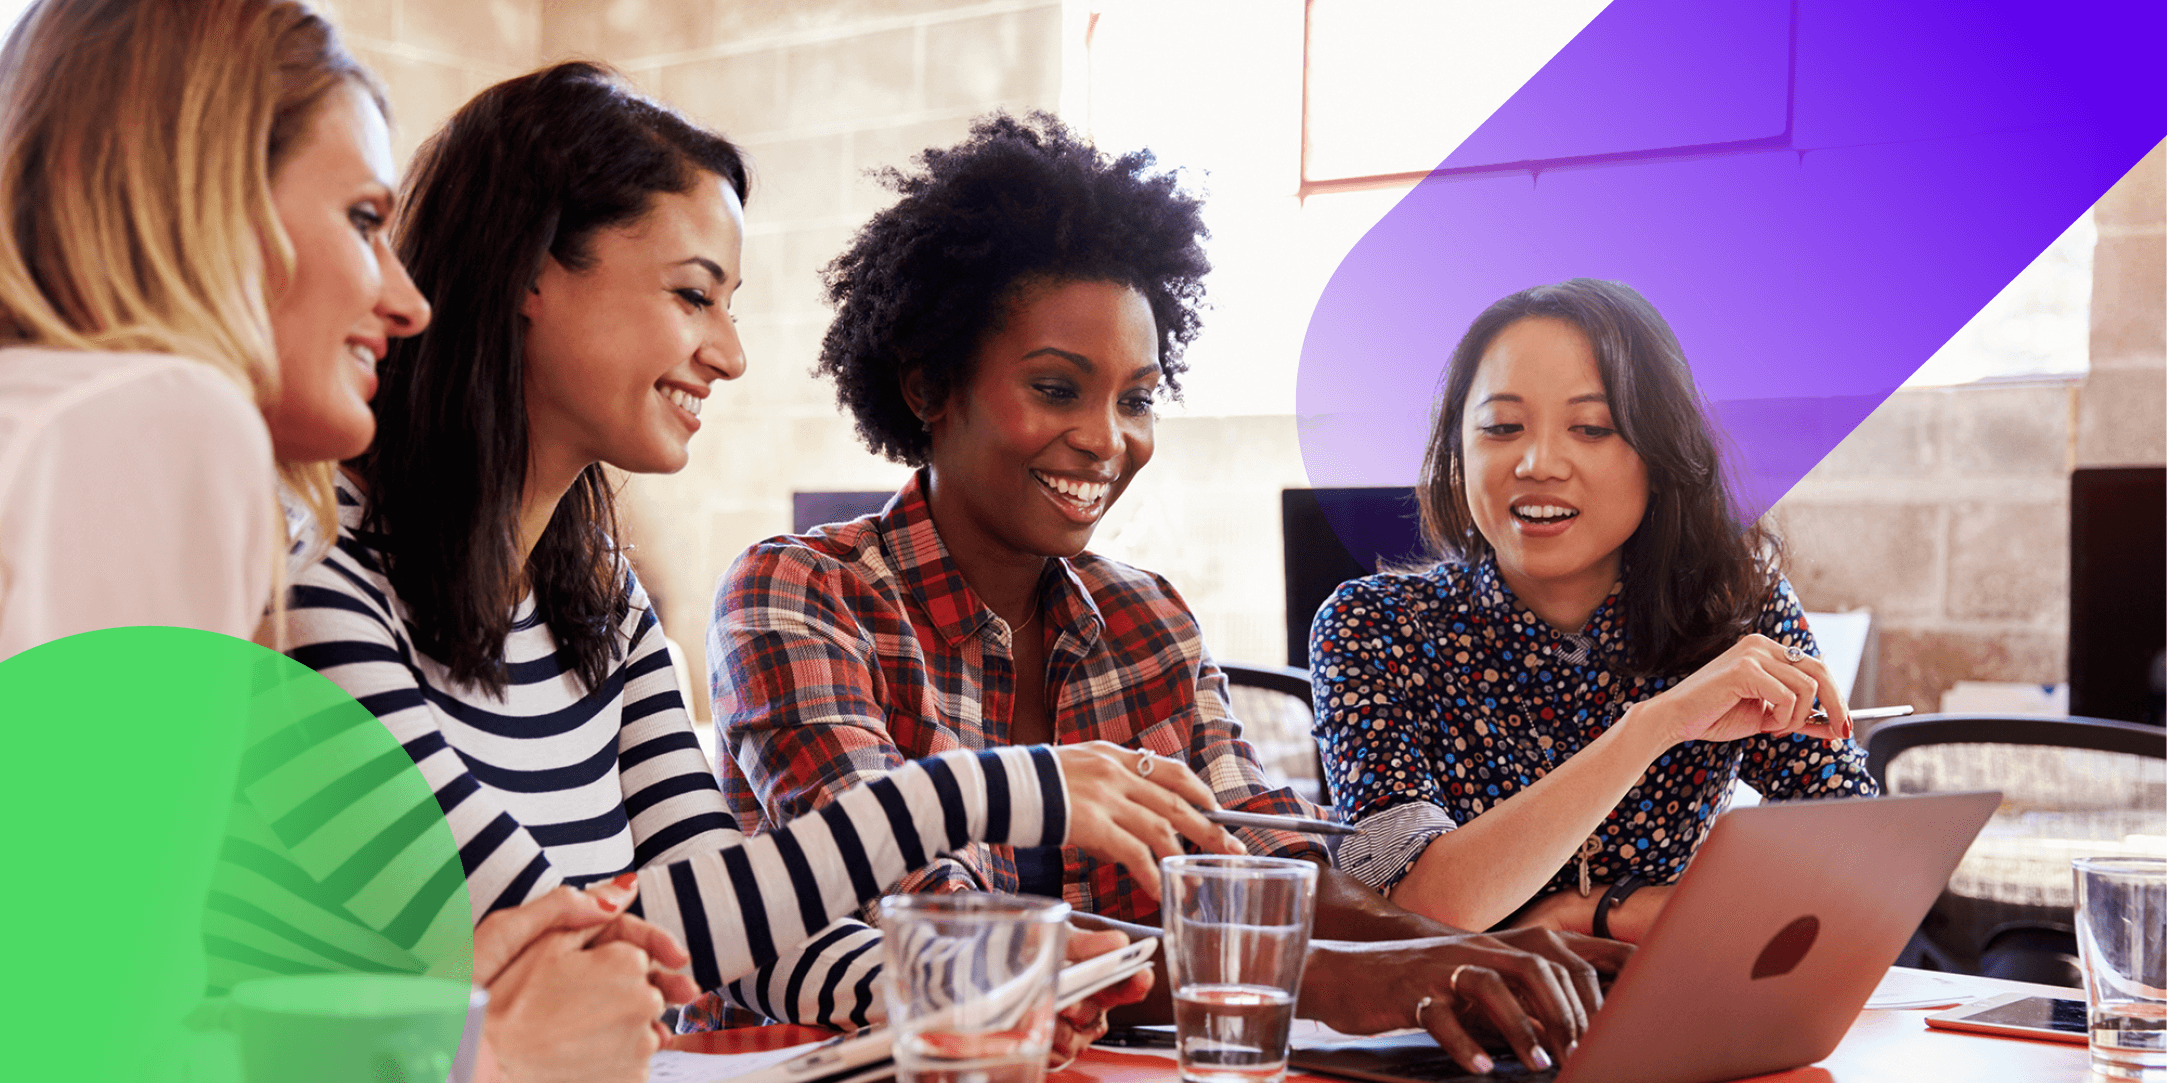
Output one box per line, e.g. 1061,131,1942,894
278,62,1244,1068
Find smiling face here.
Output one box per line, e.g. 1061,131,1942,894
261,82,431,463
519,170,746,483
1461,316,1650,613
917,278,1161,561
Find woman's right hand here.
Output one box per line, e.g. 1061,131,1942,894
1629,634,1853,748
470,881,701,1083
1054,741,1247,899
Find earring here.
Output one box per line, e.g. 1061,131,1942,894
920,416,932,433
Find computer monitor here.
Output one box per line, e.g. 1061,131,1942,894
1281,487,1427,667
2069,466,2166,725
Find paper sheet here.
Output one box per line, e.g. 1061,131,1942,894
1863,968,1980,1010
650,1041,827,1083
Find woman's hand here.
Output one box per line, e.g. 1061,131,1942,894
1628,634,1853,748
470,879,701,1083
1508,885,1675,944
1055,741,1246,900
1047,926,1153,1072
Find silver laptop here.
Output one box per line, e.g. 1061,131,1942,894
1290,791,2001,1083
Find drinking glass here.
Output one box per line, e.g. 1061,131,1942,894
1161,856,1319,1083
2075,856,2167,1081
227,974,482,1083
880,892,1071,1083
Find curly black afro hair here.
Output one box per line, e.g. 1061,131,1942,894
817,112,1210,466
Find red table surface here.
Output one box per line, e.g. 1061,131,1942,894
667,1004,2092,1083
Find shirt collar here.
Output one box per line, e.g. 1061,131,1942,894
1467,553,1625,652
879,470,1104,650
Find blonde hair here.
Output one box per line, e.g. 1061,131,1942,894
0,0,385,558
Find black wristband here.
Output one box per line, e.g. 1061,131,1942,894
1592,872,1649,941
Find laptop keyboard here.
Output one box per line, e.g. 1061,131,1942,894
1325,1054,1558,1082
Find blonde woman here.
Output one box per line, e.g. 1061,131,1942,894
0,0,427,656
0,3,698,1080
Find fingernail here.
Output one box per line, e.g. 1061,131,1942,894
1528,1046,1554,1070
1472,1054,1494,1074
611,871,638,891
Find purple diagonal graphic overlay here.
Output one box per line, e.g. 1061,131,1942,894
1295,0,2165,561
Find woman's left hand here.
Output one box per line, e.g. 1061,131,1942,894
1509,885,1675,944
1048,926,1152,1072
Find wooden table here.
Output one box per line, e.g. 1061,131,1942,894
668,970,2092,1083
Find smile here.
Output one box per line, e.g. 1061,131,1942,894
1031,469,1111,518
1512,504,1579,524
657,384,703,419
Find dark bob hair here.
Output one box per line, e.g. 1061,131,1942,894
817,112,1210,465
1417,278,1776,678
361,62,747,694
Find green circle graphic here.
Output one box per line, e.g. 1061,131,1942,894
0,628,473,1081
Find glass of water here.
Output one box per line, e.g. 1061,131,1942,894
880,892,1071,1083
1161,856,1319,1083
2075,856,2167,1081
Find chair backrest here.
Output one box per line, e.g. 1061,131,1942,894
1865,714,2166,910
1217,661,1326,806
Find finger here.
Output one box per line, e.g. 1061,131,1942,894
589,913,691,969
1415,992,1495,1077
582,870,641,915
1733,659,1801,733
1099,967,1154,1008
1110,797,1188,864
1066,926,1130,963
1496,953,1581,1058
1559,932,1634,978
648,965,701,1006
473,888,614,986
1787,654,1853,738
1763,655,1821,731
1503,931,1596,1039
1463,967,1554,1073
1120,770,1246,855
1128,752,1222,813
1098,828,1161,900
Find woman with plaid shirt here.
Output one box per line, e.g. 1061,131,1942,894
705,113,1628,1079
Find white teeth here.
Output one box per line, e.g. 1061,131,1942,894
660,386,701,418
1031,470,1109,508
348,343,374,367
1515,504,1578,522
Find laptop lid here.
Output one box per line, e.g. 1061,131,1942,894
1290,791,2000,1083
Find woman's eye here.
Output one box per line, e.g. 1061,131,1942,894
1478,423,1522,437
1574,425,1616,438
348,206,384,237
1035,382,1077,403
1120,394,1156,417
674,288,714,309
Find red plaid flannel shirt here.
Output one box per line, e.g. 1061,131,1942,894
709,472,1324,923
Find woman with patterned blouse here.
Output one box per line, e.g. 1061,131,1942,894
1312,278,1876,944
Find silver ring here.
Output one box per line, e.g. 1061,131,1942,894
1414,994,1434,1025
1135,751,1155,778
1448,963,1474,996
1784,645,1805,663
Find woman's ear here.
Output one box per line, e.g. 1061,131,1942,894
900,364,943,431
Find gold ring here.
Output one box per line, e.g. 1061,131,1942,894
1136,751,1155,777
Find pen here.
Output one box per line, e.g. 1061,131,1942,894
1204,809,1359,836
1808,703,1913,724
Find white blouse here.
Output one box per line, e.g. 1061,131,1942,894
0,348,274,659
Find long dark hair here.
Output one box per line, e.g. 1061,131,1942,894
362,62,747,694
1416,278,1776,677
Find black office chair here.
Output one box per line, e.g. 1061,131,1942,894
1218,661,1330,807
1867,714,2166,987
